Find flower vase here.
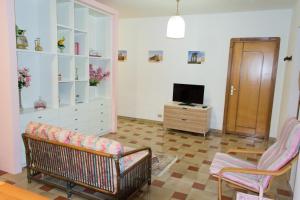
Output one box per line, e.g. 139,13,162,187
89,86,97,99
19,89,23,111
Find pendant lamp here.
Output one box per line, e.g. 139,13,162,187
166,0,185,39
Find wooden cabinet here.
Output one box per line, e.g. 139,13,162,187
163,102,211,136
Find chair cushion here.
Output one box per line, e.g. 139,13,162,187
210,152,261,191
257,119,300,189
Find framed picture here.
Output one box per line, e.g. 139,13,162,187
118,50,127,61
148,50,163,63
188,51,205,64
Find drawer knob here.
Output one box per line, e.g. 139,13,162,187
38,116,42,119
74,109,78,111
181,119,187,121
74,118,78,121
75,128,78,131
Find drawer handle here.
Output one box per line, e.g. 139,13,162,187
101,120,104,122
74,109,78,111
101,112,103,114
74,118,78,121
182,107,187,110
101,104,104,106
75,128,78,131
181,119,187,121
37,116,42,119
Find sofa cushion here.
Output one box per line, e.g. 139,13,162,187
55,129,75,144
25,121,41,136
94,137,124,155
69,132,85,146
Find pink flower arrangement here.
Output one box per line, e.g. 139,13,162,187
18,67,31,89
89,64,110,86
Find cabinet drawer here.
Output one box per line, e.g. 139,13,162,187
164,106,208,117
164,120,208,133
20,109,58,132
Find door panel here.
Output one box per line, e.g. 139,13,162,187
225,39,279,138
236,51,263,130
226,42,243,133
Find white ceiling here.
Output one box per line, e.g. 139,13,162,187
96,0,296,18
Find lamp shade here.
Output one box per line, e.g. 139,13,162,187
166,15,185,38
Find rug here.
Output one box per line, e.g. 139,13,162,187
152,153,177,176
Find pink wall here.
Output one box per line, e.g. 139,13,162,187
0,0,22,173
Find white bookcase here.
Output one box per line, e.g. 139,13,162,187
15,0,117,166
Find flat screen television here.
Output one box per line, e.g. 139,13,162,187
173,83,205,105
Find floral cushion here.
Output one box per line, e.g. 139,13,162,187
69,132,85,146
94,138,124,155
81,135,99,149
25,121,41,136
55,129,75,144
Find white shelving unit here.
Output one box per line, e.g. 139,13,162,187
15,0,117,166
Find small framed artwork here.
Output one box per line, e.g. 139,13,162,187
188,51,205,64
149,50,163,63
118,50,127,61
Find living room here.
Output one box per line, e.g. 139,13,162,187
0,0,300,199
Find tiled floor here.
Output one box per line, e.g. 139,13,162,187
0,117,293,200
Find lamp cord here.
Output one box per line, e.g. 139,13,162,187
176,0,180,15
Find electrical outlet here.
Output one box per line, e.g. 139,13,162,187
157,114,162,118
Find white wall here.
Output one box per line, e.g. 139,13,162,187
117,10,292,137
278,0,300,196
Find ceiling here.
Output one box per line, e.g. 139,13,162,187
96,0,296,18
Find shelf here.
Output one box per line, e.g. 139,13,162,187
59,80,74,83
58,53,73,57
17,49,56,56
75,28,88,34
75,80,88,82
89,56,110,61
57,24,73,31
75,55,88,58
20,107,56,115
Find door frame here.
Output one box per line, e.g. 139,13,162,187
222,37,281,138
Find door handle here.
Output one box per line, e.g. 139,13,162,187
230,85,237,96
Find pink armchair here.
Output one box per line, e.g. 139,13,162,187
210,118,300,200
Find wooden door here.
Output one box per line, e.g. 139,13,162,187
224,38,280,138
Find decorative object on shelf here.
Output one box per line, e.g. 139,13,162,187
118,50,127,62
75,67,79,80
57,37,65,53
58,73,62,81
34,96,47,110
34,38,43,51
166,0,185,39
75,42,80,55
89,49,102,57
16,25,28,49
18,67,31,110
148,50,163,63
187,51,205,64
89,64,110,86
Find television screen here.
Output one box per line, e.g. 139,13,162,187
173,83,205,104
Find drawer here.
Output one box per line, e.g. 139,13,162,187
164,114,208,124
164,120,208,133
164,106,208,118
20,109,59,132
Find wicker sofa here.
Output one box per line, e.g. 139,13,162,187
22,122,152,200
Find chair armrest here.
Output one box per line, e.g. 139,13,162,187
120,147,152,158
227,148,265,155
219,162,294,177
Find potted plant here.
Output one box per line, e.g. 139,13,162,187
89,64,110,98
18,67,31,110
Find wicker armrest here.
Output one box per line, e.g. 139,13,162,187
226,148,265,155
120,147,152,158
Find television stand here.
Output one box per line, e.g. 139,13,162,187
163,102,211,136
178,102,196,107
